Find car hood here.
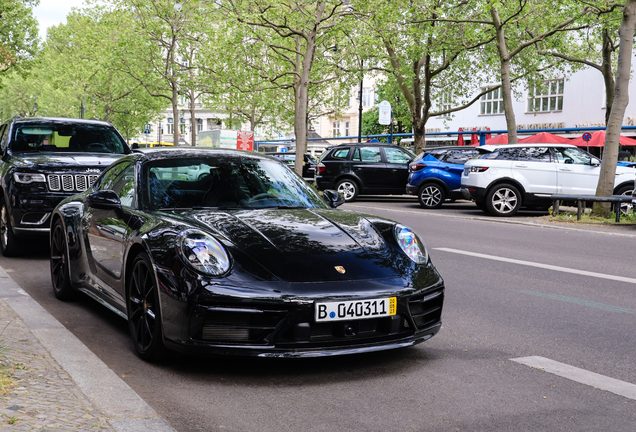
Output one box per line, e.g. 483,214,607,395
185,208,403,283
11,152,124,169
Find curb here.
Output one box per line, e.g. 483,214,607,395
0,265,176,432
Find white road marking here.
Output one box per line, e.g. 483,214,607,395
345,203,636,238
511,356,636,401
434,248,636,285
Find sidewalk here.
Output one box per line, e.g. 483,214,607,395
0,266,176,431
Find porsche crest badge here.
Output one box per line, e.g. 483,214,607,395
334,266,346,274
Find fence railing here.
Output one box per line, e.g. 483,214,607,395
255,125,636,149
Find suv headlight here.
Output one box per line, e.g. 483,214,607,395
177,231,231,276
13,172,46,184
394,224,428,264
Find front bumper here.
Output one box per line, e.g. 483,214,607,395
9,190,73,235
156,270,445,357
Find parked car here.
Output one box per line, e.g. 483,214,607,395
461,143,635,216
50,148,444,360
265,152,317,181
406,146,479,208
0,117,130,256
315,144,415,201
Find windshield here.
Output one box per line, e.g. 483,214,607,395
11,122,127,154
145,156,330,211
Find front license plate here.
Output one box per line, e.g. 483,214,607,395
315,297,397,322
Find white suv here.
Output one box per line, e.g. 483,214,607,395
461,143,635,216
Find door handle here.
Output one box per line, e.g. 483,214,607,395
514,164,528,168
391,169,398,173
558,168,572,171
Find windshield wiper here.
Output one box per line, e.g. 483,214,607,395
277,205,307,209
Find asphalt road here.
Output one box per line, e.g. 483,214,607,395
4,196,636,431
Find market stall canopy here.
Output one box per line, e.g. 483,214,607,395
482,134,508,145
518,132,571,144
569,130,636,147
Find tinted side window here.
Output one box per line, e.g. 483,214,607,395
383,147,411,164
0,124,8,152
554,147,594,165
481,148,518,160
441,149,477,164
95,161,132,192
353,146,381,162
330,148,351,160
516,147,552,162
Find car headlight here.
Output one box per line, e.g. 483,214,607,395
178,231,231,275
14,172,46,184
394,224,428,264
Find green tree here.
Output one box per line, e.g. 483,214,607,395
220,0,353,175
0,0,40,80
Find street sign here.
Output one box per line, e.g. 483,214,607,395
143,124,151,134
378,101,391,125
582,132,592,142
280,147,288,153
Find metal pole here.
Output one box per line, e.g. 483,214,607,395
390,108,394,144
357,59,363,144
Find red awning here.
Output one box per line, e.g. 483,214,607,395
569,130,636,147
518,132,571,144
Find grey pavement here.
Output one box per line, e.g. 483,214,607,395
0,266,175,432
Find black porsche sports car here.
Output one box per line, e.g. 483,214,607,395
50,148,444,360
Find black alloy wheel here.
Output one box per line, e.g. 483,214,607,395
127,252,167,361
50,219,75,300
486,183,521,216
0,200,20,257
418,184,445,209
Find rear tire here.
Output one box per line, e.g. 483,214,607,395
418,184,445,209
50,219,75,300
127,252,167,362
0,200,20,257
486,183,521,216
336,179,359,202
615,185,634,215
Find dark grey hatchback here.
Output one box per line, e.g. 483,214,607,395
315,144,415,201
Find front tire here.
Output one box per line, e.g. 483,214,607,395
336,179,359,202
50,219,75,300
127,252,167,362
486,183,521,216
0,200,20,257
418,183,445,209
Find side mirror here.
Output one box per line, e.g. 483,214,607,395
590,159,600,166
87,190,122,211
323,189,345,208
131,143,140,150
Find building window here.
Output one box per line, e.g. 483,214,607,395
332,121,340,137
180,118,186,134
363,88,371,107
527,79,564,112
373,90,379,106
167,118,174,135
480,88,504,115
345,121,350,136
438,91,452,118
197,118,203,132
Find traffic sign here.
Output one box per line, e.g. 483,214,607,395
143,124,151,134
582,132,592,142
378,101,391,125
280,147,288,153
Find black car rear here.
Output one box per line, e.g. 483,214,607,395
0,117,130,256
315,144,415,201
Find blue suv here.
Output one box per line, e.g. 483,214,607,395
406,146,478,208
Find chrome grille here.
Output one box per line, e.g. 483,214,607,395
62,175,74,191
48,174,100,192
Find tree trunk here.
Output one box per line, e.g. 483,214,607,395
601,29,615,126
491,7,518,143
189,89,197,147
593,0,636,218
171,84,180,146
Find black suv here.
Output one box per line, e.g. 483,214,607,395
315,144,415,201
265,152,317,181
0,117,130,256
